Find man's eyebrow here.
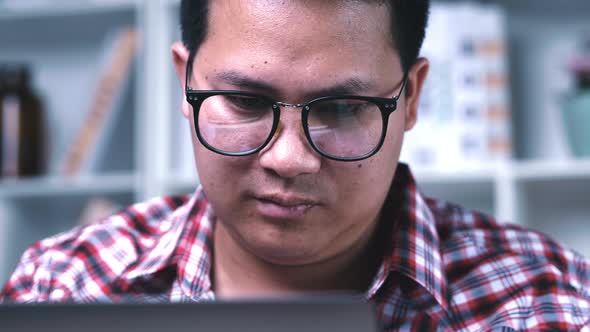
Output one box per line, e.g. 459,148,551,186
214,71,374,98
312,78,374,98
216,71,280,95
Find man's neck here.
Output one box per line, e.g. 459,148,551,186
211,218,385,299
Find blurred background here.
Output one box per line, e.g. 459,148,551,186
0,0,589,285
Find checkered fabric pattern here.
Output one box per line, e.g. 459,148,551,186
2,164,589,331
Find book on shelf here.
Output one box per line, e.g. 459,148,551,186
61,27,138,176
400,3,512,170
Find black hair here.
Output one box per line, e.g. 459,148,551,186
180,0,430,85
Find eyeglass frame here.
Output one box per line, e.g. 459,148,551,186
185,74,409,162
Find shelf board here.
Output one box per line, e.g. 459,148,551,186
514,159,590,181
414,159,590,183
411,164,498,184
0,172,137,198
164,0,180,7
481,0,590,14
160,159,590,190
162,174,200,194
0,0,136,20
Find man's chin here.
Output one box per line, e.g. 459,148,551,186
219,218,330,266
245,240,325,267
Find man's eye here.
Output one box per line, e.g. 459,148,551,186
314,102,364,120
226,95,268,111
317,102,366,114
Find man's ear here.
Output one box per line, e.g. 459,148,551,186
172,41,191,118
403,57,429,131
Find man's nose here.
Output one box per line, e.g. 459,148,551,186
258,108,321,178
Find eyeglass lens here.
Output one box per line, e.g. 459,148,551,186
306,99,383,158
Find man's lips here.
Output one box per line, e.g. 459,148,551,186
253,194,320,219
256,193,319,207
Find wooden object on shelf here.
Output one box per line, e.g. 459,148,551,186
61,28,138,176
78,197,120,226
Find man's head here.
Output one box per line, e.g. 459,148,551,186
172,0,430,268
180,0,429,82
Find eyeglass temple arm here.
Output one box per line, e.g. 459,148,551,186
394,73,410,100
184,51,199,92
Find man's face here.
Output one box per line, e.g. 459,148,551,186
174,0,425,266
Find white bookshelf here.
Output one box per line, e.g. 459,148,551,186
0,0,141,284
514,159,590,181
0,0,589,286
0,172,137,198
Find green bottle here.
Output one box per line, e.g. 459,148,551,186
563,66,590,158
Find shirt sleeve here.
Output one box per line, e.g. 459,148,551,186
0,225,92,303
1,241,61,303
1,194,193,303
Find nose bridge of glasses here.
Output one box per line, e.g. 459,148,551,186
269,101,309,149
273,101,307,110
271,101,306,136
271,101,309,137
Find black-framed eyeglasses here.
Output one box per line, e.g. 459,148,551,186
185,75,408,162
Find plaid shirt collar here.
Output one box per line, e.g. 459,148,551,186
116,164,447,309
369,164,448,311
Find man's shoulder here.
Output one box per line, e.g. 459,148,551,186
428,198,589,274
33,194,191,258
1,194,196,302
427,198,590,330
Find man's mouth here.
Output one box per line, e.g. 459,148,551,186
254,194,319,219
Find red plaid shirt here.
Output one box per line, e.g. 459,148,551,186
2,164,589,331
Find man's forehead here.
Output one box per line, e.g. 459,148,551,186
207,0,392,42
194,0,401,98
202,0,395,65
213,0,389,15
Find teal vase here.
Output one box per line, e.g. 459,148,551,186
563,91,590,158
